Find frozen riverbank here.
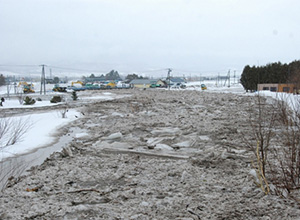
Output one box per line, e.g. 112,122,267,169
0,89,299,219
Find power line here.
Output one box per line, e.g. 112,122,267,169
0,64,39,67
48,65,103,73
0,64,242,77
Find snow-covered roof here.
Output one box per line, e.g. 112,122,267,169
130,79,158,85
170,77,186,83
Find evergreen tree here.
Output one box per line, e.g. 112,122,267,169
53,77,60,84
0,74,5,86
71,91,78,101
241,60,300,91
105,70,121,80
126,74,143,81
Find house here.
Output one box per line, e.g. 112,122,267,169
130,79,165,88
164,77,186,88
170,77,186,84
257,83,297,93
164,77,186,87
45,78,54,84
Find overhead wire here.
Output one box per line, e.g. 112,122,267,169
0,64,240,76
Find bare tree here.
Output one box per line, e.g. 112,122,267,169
16,87,24,105
0,116,32,148
268,94,300,195
246,93,300,199
245,94,276,194
60,107,69,119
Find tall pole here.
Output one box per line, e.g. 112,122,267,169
167,68,172,90
233,70,236,84
6,76,10,99
14,75,17,94
228,69,230,88
50,68,52,79
40,64,46,95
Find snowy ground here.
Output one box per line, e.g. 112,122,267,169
0,110,80,160
0,87,129,161
1,82,300,219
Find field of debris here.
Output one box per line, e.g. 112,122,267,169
0,89,299,219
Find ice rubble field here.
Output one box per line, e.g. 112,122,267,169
0,81,299,161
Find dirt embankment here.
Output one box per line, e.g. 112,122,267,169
0,89,299,219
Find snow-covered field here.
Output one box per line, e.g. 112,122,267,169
0,85,129,161
0,110,80,160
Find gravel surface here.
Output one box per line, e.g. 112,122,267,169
0,89,299,219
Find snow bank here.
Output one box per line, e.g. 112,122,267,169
0,109,80,161
256,90,300,110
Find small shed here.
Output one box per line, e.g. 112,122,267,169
258,83,297,93
164,77,186,86
170,77,186,84
130,79,164,88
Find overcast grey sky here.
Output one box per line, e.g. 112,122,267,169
0,0,299,76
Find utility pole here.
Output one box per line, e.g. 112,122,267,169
167,68,172,90
6,76,10,99
233,70,236,84
224,69,230,87
40,64,46,95
228,70,230,87
50,68,52,79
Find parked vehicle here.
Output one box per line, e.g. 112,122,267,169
53,84,67,92
18,82,35,93
201,84,207,90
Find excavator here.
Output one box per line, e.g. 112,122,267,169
53,84,67,92
105,82,116,88
18,82,35,93
71,81,84,87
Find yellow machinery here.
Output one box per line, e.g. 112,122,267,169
71,81,84,86
201,84,207,90
18,82,35,93
53,84,67,92
105,82,116,88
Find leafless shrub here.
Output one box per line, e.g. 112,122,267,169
60,107,69,118
56,97,69,118
0,159,28,191
0,116,32,148
243,94,277,194
268,94,300,195
246,93,300,199
16,87,24,105
0,116,33,190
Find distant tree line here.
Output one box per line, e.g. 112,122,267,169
125,73,148,81
86,70,147,82
240,60,300,92
87,70,121,81
0,74,5,86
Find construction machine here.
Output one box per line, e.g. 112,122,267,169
105,82,116,88
53,84,67,92
71,81,84,87
18,82,35,93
